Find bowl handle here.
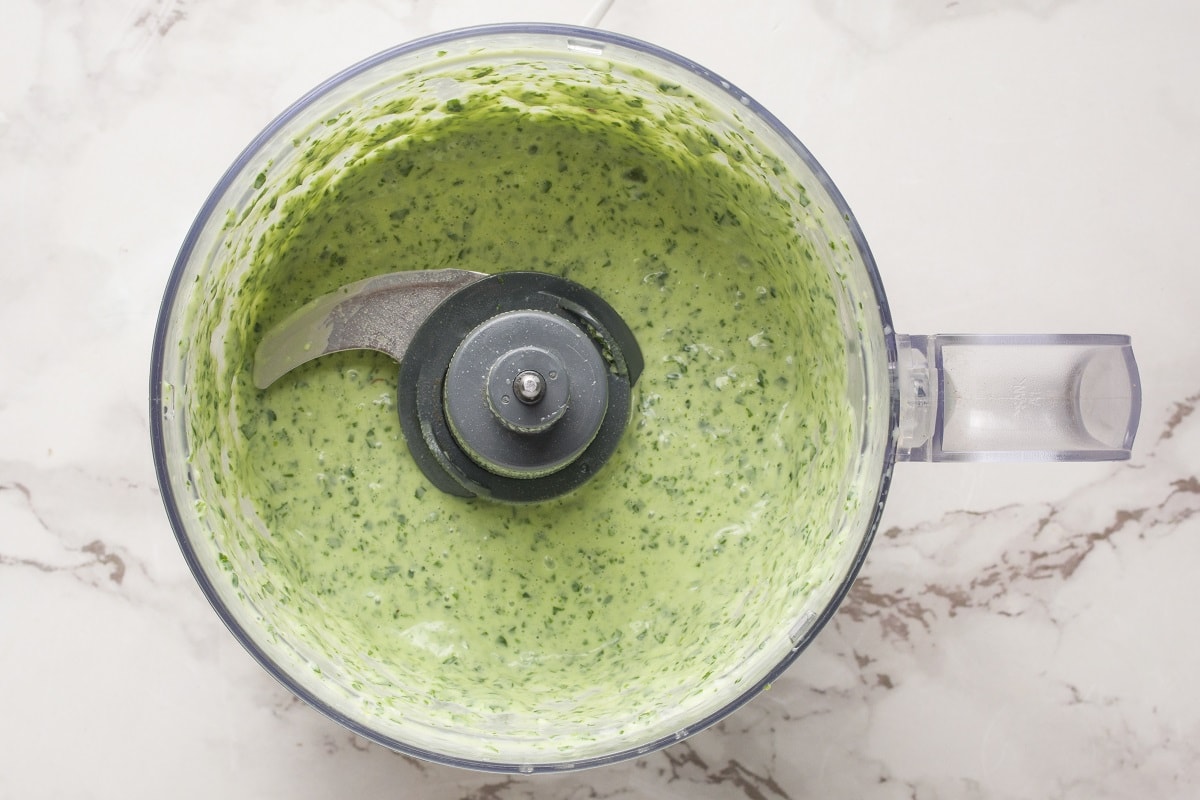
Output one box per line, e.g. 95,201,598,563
895,334,1141,462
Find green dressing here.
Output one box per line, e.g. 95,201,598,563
182,60,858,756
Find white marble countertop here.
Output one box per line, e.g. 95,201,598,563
3,0,1198,797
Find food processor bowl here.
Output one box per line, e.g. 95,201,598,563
151,23,1135,772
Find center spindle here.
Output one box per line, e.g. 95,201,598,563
513,370,546,404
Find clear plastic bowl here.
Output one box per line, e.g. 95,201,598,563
150,23,899,772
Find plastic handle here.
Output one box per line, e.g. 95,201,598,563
895,334,1141,462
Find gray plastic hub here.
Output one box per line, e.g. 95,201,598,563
444,310,608,477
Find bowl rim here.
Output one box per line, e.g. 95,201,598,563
149,20,900,773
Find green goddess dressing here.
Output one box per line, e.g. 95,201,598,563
185,62,856,755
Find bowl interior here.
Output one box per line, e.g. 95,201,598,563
152,25,895,770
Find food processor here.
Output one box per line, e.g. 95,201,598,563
150,23,1140,772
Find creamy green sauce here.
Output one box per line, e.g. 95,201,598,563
185,60,857,757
